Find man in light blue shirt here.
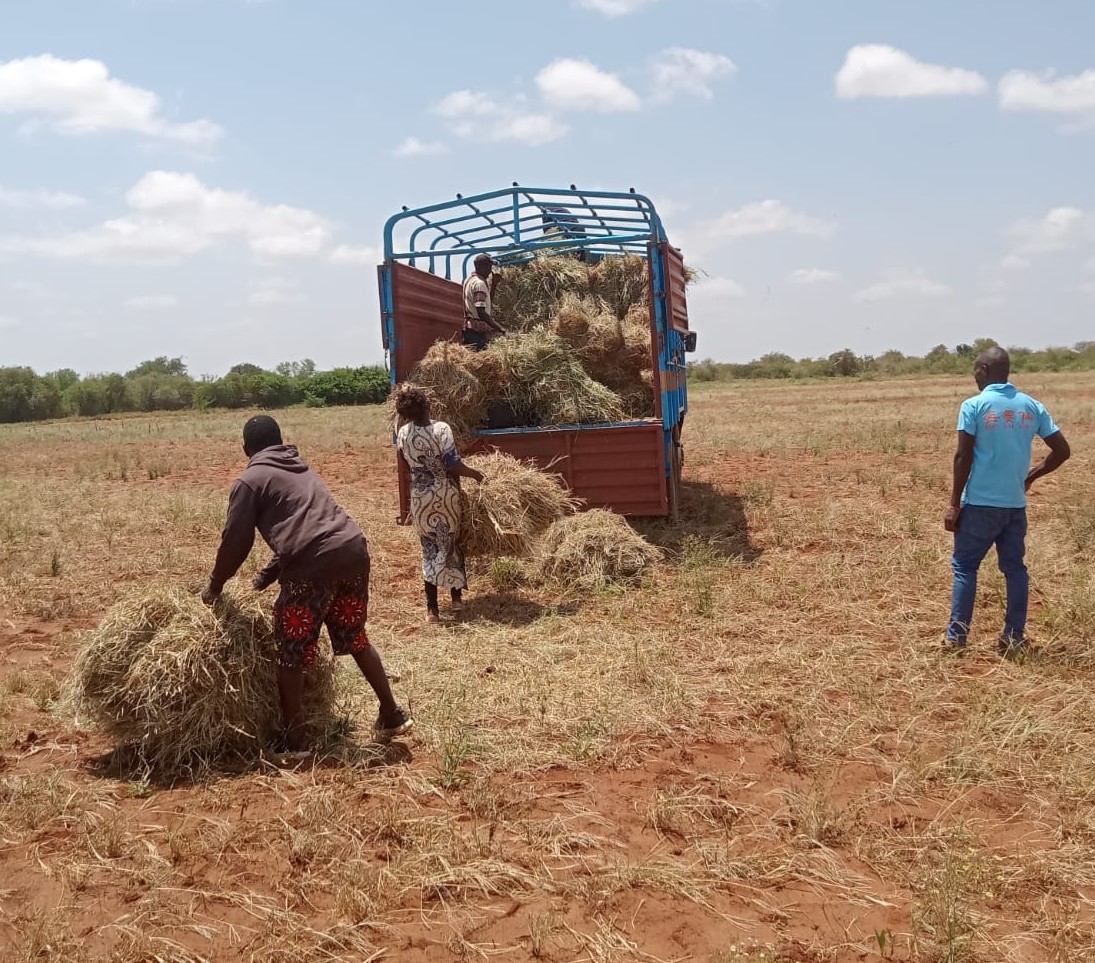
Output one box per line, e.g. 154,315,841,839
945,347,1071,656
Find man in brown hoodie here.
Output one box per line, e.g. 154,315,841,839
203,415,412,754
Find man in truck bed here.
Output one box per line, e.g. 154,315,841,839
462,253,505,351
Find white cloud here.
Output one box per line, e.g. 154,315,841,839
248,276,305,306
999,69,1095,125
434,90,567,146
976,296,1005,309
789,268,839,285
835,45,988,99
852,268,952,302
1009,206,1086,254
0,171,331,264
707,200,836,241
125,294,178,310
0,314,20,329
0,184,84,210
576,0,658,16
692,276,746,299
330,244,381,266
536,59,642,113
0,55,222,144
1086,256,1095,274
1000,255,1031,272
651,48,736,102
392,136,448,158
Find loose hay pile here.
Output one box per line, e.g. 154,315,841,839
459,452,580,558
68,588,335,775
536,509,662,588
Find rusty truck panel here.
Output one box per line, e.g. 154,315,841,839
386,261,462,379
396,421,667,522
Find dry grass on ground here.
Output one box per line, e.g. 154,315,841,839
1,374,1093,962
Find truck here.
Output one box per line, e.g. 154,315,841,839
378,185,695,520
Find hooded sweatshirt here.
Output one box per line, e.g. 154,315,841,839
208,444,367,593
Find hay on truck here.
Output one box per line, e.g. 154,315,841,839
492,328,626,427
458,451,580,558
67,587,335,776
395,253,673,436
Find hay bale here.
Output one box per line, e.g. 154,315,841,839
492,256,592,330
588,254,649,320
459,452,580,558
400,341,493,441
536,509,662,588
67,588,335,775
493,329,626,427
620,370,656,419
552,293,652,398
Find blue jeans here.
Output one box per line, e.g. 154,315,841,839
947,505,1028,644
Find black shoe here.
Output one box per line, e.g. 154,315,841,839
998,637,1029,661
373,707,414,743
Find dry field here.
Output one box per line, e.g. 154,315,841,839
1,373,1094,963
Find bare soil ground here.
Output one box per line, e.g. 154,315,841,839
1,374,1094,963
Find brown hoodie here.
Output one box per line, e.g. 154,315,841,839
208,444,367,593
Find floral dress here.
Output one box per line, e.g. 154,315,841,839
396,421,468,590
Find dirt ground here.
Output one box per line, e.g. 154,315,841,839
2,374,1094,963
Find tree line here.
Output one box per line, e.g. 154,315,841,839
4,339,1094,425
689,339,1095,383
0,357,389,425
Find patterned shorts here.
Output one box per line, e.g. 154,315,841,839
274,561,372,669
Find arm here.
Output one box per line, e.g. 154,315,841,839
203,481,259,603
476,305,505,335
253,557,281,591
439,429,484,483
945,431,975,532
448,461,484,483
1026,430,1070,491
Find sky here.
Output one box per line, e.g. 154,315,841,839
1,0,1093,377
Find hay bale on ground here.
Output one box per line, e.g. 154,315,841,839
492,256,593,330
493,329,626,427
536,509,662,588
459,452,580,558
67,588,335,776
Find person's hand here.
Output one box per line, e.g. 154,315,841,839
201,582,221,607
252,573,272,592
944,505,961,533
1024,473,1035,492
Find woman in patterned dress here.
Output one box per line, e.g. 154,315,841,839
394,385,485,623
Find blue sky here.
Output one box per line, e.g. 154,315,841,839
1,0,1093,376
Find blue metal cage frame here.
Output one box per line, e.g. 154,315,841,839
382,185,668,280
